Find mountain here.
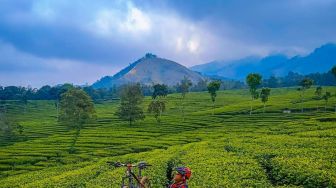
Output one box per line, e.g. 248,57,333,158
191,43,336,80
92,53,205,88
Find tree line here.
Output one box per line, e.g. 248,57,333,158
262,70,336,88
0,79,244,101
0,84,119,101
1,66,336,148
1,68,335,101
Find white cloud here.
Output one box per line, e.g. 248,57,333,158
3,0,328,87
91,2,152,38
82,1,295,66
120,6,151,33
187,39,200,53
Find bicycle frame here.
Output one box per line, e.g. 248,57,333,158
108,161,150,188
121,164,139,188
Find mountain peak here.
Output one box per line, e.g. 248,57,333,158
92,55,205,88
144,53,157,59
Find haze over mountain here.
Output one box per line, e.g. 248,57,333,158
92,54,205,88
191,43,336,80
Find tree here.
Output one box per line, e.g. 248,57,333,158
207,81,221,115
55,84,74,120
298,78,313,113
152,84,168,99
315,86,323,111
331,65,336,112
0,113,24,142
323,91,331,112
246,73,262,115
260,88,271,113
148,100,166,124
332,65,336,78
148,84,168,124
177,76,192,121
59,88,96,153
59,88,96,127
116,84,145,126
315,86,323,99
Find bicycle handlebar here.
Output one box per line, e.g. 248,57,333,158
107,161,152,168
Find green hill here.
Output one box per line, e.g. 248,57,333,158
0,87,336,187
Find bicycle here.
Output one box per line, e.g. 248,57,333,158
107,161,151,188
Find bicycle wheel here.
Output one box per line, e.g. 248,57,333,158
140,176,151,188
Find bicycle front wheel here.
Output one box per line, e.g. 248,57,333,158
140,176,151,188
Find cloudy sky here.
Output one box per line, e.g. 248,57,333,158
1,0,336,87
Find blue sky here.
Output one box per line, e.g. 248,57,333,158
1,0,336,87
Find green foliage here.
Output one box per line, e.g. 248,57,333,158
246,73,262,115
0,114,23,141
260,88,271,113
152,84,168,99
149,84,168,124
59,88,96,129
177,76,192,121
116,84,145,126
178,76,192,99
322,91,332,111
148,100,165,123
207,80,221,115
207,80,221,103
315,86,323,98
246,73,262,99
260,88,271,103
0,87,336,187
332,65,336,78
300,78,314,90
298,78,314,112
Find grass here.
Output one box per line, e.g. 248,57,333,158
0,86,336,187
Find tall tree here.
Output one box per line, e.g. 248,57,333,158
152,84,168,99
116,84,145,126
298,78,313,113
331,65,336,112
246,73,262,115
332,65,336,78
59,88,96,153
148,100,166,124
315,86,323,99
323,91,331,112
207,80,221,115
260,88,271,114
148,84,168,124
55,84,74,120
178,76,192,121
315,86,323,111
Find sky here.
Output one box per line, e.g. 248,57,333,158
0,0,336,87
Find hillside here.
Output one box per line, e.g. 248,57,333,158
191,43,336,80
1,87,336,187
92,54,205,88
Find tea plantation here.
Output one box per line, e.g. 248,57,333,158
0,87,336,187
